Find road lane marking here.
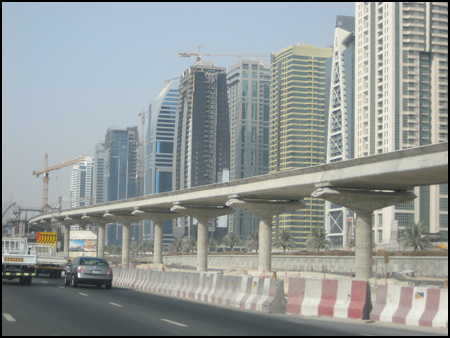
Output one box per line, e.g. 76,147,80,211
78,293,89,296
161,319,188,328
108,302,123,307
3,314,16,322
41,281,48,284
58,286,64,289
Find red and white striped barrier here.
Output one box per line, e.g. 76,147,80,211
370,285,448,328
286,278,372,320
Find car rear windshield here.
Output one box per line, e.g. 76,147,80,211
80,259,107,266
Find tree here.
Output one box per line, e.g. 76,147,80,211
347,238,377,251
306,226,331,252
183,237,197,253
142,241,154,255
245,230,259,253
273,228,296,253
169,237,184,253
208,237,218,253
402,221,431,251
222,232,240,252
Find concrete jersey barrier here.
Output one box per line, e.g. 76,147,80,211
286,278,372,320
370,285,448,328
112,267,286,314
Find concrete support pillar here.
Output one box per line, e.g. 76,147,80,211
81,215,108,259
226,198,305,273
258,216,273,273
171,205,235,272
312,187,416,280
153,221,164,265
103,212,138,267
63,223,70,257
122,223,130,267
62,216,85,257
97,223,106,258
354,211,373,280
131,209,180,266
196,217,210,272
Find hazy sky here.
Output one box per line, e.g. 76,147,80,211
2,2,355,212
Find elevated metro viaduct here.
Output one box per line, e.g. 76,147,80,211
30,143,448,280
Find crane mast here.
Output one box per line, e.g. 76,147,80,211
33,154,87,211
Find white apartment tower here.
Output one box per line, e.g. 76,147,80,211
69,157,94,208
355,2,448,246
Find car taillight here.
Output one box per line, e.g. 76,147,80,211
107,268,113,275
77,266,83,273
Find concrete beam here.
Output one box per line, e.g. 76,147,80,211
226,198,306,273
312,188,417,280
171,204,235,272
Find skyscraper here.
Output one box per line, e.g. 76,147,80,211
103,126,139,202
103,126,140,245
270,44,332,248
227,59,270,241
93,142,105,204
355,2,448,246
325,16,356,249
143,79,179,242
174,60,230,236
69,157,94,208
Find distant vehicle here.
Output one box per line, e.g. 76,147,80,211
2,238,37,285
64,256,112,289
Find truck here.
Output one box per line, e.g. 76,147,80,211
28,243,68,278
2,237,37,285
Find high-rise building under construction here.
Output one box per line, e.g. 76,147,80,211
173,60,230,236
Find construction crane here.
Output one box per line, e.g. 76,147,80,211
179,46,270,64
33,154,88,212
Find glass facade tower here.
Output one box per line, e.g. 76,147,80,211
143,79,179,242
227,59,270,242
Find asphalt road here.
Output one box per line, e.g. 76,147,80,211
2,276,447,336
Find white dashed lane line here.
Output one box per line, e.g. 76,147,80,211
108,302,123,307
160,319,188,328
3,314,16,322
78,293,89,297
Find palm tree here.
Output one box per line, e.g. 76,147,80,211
347,238,377,251
402,221,431,251
208,237,218,253
273,228,296,253
169,237,184,253
183,237,197,253
306,226,331,252
245,230,259,253
142,241,154,255
222,232,240,252
130,242,139,256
